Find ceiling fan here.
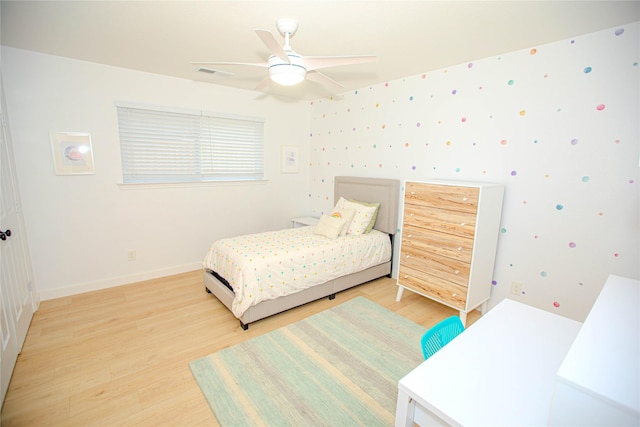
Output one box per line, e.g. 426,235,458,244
193,18,377,92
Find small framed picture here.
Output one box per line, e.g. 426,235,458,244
50,132,95,175
281,145,299,173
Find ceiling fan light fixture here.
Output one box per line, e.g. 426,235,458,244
270,64,306,86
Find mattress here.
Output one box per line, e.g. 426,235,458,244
202,226,392,317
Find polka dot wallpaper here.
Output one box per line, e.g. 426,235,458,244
308,22,639,321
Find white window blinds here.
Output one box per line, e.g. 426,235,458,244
116,104,264,184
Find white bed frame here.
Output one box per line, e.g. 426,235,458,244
203,176,401,330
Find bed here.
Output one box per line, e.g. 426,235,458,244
202,176,400,329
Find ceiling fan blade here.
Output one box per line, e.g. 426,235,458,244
191,61,269,68
303,55,377,71
255,29,290,62
306,70,344,91
253,76,271,91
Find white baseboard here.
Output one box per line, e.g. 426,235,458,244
38,263,202,301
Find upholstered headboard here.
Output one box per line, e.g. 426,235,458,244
334,176,400,235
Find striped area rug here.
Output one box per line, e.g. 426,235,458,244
189,296,426,426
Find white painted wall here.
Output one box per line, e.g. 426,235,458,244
308,23,640,322
2,47,311,299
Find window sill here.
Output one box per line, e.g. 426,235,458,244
117,179,269,190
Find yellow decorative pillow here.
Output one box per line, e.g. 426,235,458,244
313,214,346,239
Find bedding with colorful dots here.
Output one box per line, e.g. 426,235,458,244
202,226,391,317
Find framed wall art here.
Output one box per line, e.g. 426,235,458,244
50,132,95,175
281,145,299,173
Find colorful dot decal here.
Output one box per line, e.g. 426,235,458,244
306,23,636,319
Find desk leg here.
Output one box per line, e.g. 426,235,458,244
395,389,416,427
396,285,405,302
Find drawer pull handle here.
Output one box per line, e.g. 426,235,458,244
452,293,457,297
457,246,462,251
461,222,466,226
411,191,415,195
410,213,414,217
408,234,412,238
454,270,460,275
405,255,410,258
462,197,468,201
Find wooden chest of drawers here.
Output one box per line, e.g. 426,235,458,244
396,181,504,324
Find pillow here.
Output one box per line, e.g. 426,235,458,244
334,197,379,235
313,214,346,239
347,198,381,233
330,208,356,236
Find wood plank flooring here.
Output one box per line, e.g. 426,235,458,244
1,270,479,426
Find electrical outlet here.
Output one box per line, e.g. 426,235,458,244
511,280,523,295
127,249,137,261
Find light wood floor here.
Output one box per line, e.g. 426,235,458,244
1,270,479,426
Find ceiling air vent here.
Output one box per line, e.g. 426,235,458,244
197,67,232,77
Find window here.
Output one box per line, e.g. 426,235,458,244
116,104,264,184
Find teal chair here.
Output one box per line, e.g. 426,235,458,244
421,316,465,360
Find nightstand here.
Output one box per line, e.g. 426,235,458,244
291,216,319,228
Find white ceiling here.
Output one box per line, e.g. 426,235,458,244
2,1,639,101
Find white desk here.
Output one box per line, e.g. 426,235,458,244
395,299,582,427
549,275,640,425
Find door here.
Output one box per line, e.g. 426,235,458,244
0,82,37,403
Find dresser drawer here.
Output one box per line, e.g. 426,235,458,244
401,225,473,263
399,245,470,288
398,264,467,310
403,204,476,239
405,182,479,213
